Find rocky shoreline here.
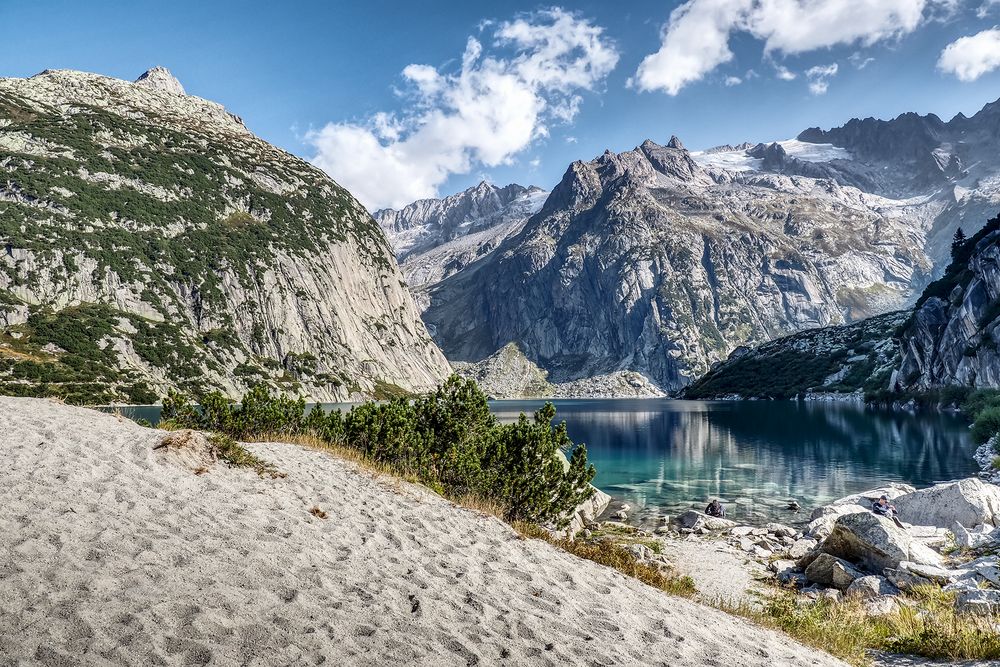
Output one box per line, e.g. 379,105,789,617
585,477,1000,619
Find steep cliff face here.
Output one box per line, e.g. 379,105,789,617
0,68,450,404
896,218,1000,390
422,139,929,391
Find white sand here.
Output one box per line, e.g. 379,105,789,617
0,397,847,666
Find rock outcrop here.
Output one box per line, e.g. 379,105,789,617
896,220,1000,390
892,478,1000,529
0,69,451,404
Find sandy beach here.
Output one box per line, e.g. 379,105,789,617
0,397,846,666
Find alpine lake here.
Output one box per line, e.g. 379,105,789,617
120,398,979,526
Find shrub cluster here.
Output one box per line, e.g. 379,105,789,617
161,375,596,526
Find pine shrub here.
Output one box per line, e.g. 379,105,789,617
161,375,595,525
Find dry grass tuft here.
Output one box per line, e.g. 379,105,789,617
513,522,696,598
309,506,328,519
721,585,1000,666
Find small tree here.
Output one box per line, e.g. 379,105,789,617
952,227,967,260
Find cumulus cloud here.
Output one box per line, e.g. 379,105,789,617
938,27,1000,81
307,8,618,210
725,75,743,85
634,0,931,95
805,63,839,94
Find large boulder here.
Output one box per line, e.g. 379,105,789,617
677,510,736,531
565,485,612,536
817,512,943,573
804,504,868,540
892,478,1000,529
804,553,865,590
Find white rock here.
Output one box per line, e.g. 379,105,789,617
846,575,900,600
893,478,1000,530
133,66,186,96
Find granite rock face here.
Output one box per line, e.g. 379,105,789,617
0,69,451,403
420,139,930,392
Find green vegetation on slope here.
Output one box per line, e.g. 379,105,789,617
161,375,596,527
0,81,395,403
684,311,905,400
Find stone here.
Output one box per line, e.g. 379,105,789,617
730,526,755,537
787,538,819,560
846,575,900,600
738,537,755,552
955,589,1000,616
892,478,1000,530
897,561,957,585
804,553,865,589
134,66,187,95
804,504,868,540
653,526,671,535
765,522,797,539
818,512,942,573
611,510,628,521
627,543,653,561
952,521,997,549
884,568,932,591
818,588,842,603
566,486,612,536
677,510,736,531
864,595,901,616
752,545,773,559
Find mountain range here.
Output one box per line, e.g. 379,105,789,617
376,102,1000,395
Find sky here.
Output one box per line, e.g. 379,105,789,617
5,0,1000,210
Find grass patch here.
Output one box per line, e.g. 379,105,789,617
722,586,1000,666
514,522,696,597
207,433,283,478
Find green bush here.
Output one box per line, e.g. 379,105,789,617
971,406,1000,444
162,375,595,526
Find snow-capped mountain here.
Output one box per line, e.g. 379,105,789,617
374,182,547,301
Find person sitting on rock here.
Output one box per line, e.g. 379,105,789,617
705,499,726,518
872,495,905,527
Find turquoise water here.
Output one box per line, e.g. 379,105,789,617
119,399,978,525
490,399,979,526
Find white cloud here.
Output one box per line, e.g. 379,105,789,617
978,0,1000,18
633,0,751,96
774,63,797,80
725,75,743,85
938,28,1000,81
307,8,618,210
635,0,930,95
805,62,838,94
849,52,875,69
565,135,579,143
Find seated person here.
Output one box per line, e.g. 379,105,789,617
705,499,726,518
872,496,903,527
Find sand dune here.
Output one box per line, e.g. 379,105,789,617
0,397,845,666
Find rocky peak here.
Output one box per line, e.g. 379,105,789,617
666,135,685,150
134,66,186,96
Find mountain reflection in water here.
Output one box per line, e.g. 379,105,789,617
490,399,978,526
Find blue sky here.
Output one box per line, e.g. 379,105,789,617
4,0,1000,208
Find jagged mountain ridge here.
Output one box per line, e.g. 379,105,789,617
0,68,450,404
373,181,547,300
420,138,931,391
389,96,1000,395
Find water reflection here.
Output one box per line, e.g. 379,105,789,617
492,399,979,525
